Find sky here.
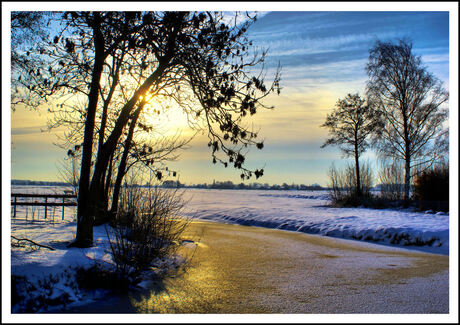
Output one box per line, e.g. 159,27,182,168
3,3,457,187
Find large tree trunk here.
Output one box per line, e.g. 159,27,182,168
97,59,120,156
402,107,411,204
83,43,173,231
354,141,361,197
88,61,170,215
89,64,121,227
88,148,114,226
88,94,146,225
110,106,143,216
70,13,105,248
354,131,362,197
104,153,114,211
404,156,411,202
87,101,137,225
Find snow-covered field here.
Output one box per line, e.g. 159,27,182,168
8,185,450,312
10,186,450,254
180,189,449,255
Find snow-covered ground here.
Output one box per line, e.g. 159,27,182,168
8,186,450,312
9,186,185,312
10,186,450,255
10,218,186,313
11,220,113,312
180,189,449,255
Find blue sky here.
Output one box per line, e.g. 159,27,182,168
5,7,455,186
166,10,452,186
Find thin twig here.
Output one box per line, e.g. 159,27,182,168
11,235,55,250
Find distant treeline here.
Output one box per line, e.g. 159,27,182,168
12,179,396,192
11,179,72,186
12,178,326,190
161,180,326,191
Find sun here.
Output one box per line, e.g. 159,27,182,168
142,100,196,138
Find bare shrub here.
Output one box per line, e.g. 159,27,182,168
359,162,373,195
328,163,348,204
106,183,190,275
56,148,81,196
328,161,373,206
378,159,405,201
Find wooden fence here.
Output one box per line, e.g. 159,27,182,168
11,193,77,220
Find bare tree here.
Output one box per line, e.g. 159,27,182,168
366,39,448,202
321,93,380,196
12,11,281,247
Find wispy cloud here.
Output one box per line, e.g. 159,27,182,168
250,12,449,71
255,31,398,58
417,53,450,64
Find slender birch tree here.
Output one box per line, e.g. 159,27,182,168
366,39,448,201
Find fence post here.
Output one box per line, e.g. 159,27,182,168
13,196,17,218
62,197,65,220
44,197,48,219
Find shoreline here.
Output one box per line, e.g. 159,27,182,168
190,218,449,256
63,220,449,314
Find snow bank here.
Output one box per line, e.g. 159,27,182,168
11,221,116,312
180,189,449,255
10,219,186,313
